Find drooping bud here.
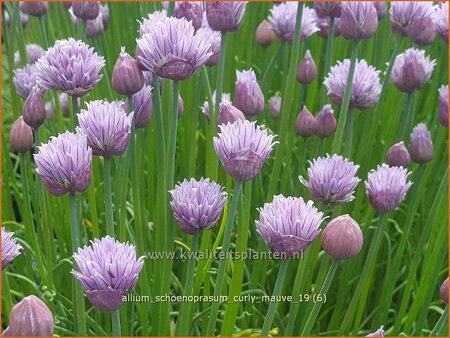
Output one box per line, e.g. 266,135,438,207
234,69,264,117
321,214,363,260
217,102,246,130
386,142,410,168
255,20,276,49
132,84,153,129
315,104,336,138
268,95,281,118
410,123,433,164
340,2,378,40
9,116,33,153
19,1,48,17
71,1,100,20
23,85,46,129
297,50,317,85
112,47,144,96
5,296,54,336
296,107,317,138
440,278,448,304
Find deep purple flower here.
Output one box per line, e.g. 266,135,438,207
77,100,133,158
256,195,324,258
374,2,387,19
297,50,317,85
365,164,412,214
170,178,227,235
317,16,341,39
234,69,264,116
72,236,144,312
255,19,276,48
315,104,336,138
386,142,411,168
296,107,317,138
23,85,46,129
314,2,342,18
324,59,381,110
3,296,54,336
390,48,436,93
299,154,361,205
19,1,48,17
202,91,231,120
13,64,38,99
2,227,23,270
163,1,203,31
36,38,105,97
439,85,448,127
9,116,33,154
112,47,144,96
436,2,448,43
390,1,437,45
137,17,212,81
205,1,247,32
34,131,92,196
339,2,378,40
213,120,277,181
410,123,434,164
133,84,153,129
268,3,319,43
366,326,385,337
86,11,104,38
268,95,281,118
72,1,100,20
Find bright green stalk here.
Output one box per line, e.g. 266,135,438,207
176,233,200,336
71,96,79,129
261,259,290,336
112,308,121,337
103,158,114,237
69,194,87,336
343,108,355,157
321,17,335,104
167,1,175,16
331,41,359,154
429,306,448,336
400,91,416,140
261,43,285,87
206,181,243,335
301,259,340,335
39,16,50,48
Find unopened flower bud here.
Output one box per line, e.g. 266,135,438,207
340,2,378,40
374,3,387,20
315,104,336,138
9,116,33,153
72,1,100,20
234,69,264,117
314,2,342,19
23,85,46,129
268,95,281,118
322,214,363,260
86,12,104,39
386,142,410,168
255,20,276,48
19,1,48,17
440,278,448,304
112,47,144,96
132,85,153,129
297,50,317,85
217,102,245,130
366,326,384,337
296,107,317,138
410,123,433,164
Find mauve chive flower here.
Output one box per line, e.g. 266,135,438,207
36,38,105,97
217,101,246,129
366,326,384,337
169,178,227,235
101,4,110,30
374,2,387,20
268,3,319,43
19,1,48,17
23,85,46,129
324,59,381,110
439,85,448,127
340,2,378,40
409,123,434,164
72,1,100,20
77,100,133,158
139,10,167,37
440,278,448,304
436,2,448,43
163,1,203,31
234,69,264,116
137,17,212,81
365,164,412,214
390,1,437,45
315,104,336,138
133,84,153,129
313,2,342,18
2,227,23,270
13,64,38,99
386,142,411,168
256,195,324,258
268,95,281,118
112,47,144,96
202,91,231,120
60,93,70,117
45,101,55,119
296,107,317,138
3,296,54,336
205,1,247,32
255,19,276,48
197,21,222,66
10,116,33,154
299,154,361,205
15,44,45,64
297,50,317,85
317,16,341,39
390,48,436,94
72,236,144,312
34,131,92,197
86,11,104,39
213,120,277,181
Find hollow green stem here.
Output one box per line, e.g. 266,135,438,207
429,306,448,336
112,309,121,336
261,259,290,336
321,17,335,104
103,158,114,236
261,43,285,87
206,181,243,335
344,108,355,157
400,91,416,141
71,95,79,129
39,16,50,48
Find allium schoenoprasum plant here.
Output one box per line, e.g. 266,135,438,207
1,1,448,337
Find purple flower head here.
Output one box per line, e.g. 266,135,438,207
13,64,38,99
314,2,342,18
340,2,378,40
365,164,412,214
296,106,317,138
234,69,264,116
268,95,281,118
366,326,385,337
214,120,277,181
439,85,448,127
163,1,203,31
297,50,317,85
86,11,104,39
23,85,46,129
205,1,247,32
374,2,387,19
324,59,381,110
268,3,319,43
197,17,222,66
299,154,361,205
317,16,341,39
390,48,436,93
77,100,133,158
72,1,100,20
202,91,231,119
34,131,92,196
72,236,144,312
256,195,324,258
19,1,48,17
386,142,411,168
101,4,110,30
436,2,448,43
2,227,23,270
316,104,336,138
133,84,153,129
410,123,434,163
112,47,144,96
137,17,212,80
36,38,105,97
255,19,276,48
169,178,227,235
139,10,167,37
390,1,437,45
